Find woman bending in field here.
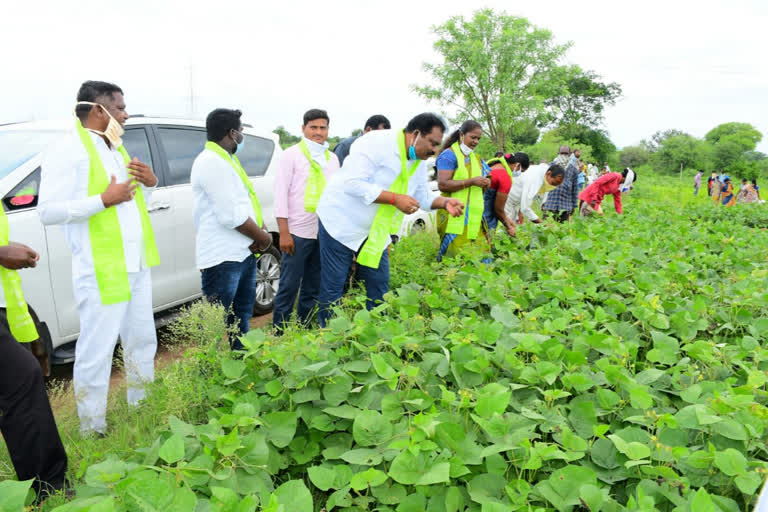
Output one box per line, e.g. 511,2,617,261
720,176,736,207
579,168,635,216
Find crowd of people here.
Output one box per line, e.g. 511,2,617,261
698,170,763,205
0,80,638,500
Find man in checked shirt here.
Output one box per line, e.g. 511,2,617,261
541,145,580,222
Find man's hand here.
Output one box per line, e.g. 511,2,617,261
0,243,39,269
470,176,491,188
505,223,516,237
393,194,420,215
516,212,525,225
279,233,295,256
444,198,464,217
101,175,138,207
127,157,158,187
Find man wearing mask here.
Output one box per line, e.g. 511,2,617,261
333,114,391,165
272,110,340,332
0,225,68,498
39,81,159,435
542,145,580,223
316,113,464,327
191,109,272,350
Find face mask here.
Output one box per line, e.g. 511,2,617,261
459,134,473,156
233,130,245,154
76,101,125,147
408,132,419,160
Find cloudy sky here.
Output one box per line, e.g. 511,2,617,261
2,0,766,151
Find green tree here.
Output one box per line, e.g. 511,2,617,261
351,128,363,137
507,119,540,147
520,130,593,165
704,122,763,171
544,66,622,129
652,134,709,174
412,9,571,149
272,126,301,149
552,124,616,164
641,129,689,153
618,145,651,169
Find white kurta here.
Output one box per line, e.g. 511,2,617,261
39,129,157,434
504,163,550,222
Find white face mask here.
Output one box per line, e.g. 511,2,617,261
459,135,473,156
76,101,125,147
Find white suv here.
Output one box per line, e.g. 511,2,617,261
0,117,283,363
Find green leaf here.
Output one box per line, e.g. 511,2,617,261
307,465,337,491
323,375,353,406
272,480,313,512
713,419,747,441
371,353,397,379
608,435,650,460
569,400,598,438
579,484,604,512
265,380,282,397
349,468,388,491
690,488,716,512
215,427,241,457
445,486,465,512
340,449,383,466
561,428,588,452
352,410,393,446
221,358,245,380
475,383,512,418
324,405,361,419
735,471,763,495
263,412,298,448
292,386,320,404
159,433,186,464
629,386,654,410
388,451,421,485
713,449,748,476
0,479,33,512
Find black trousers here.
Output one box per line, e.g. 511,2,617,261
0,309,67,496
544,209,573,223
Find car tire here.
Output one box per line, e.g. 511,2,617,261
253,245,281,316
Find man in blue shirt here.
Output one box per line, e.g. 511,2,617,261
542,145,580,222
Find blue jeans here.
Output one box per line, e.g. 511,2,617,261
272,235,321,332
317,221,389,327
201,255,258,350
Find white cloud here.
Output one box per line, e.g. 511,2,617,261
2,0,766,152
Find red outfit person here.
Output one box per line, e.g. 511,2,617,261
579,172,623,214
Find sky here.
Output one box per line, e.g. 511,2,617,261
2,0,767,152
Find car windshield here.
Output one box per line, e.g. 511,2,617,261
0,129,65,180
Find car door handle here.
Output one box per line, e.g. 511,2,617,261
148,202,171,213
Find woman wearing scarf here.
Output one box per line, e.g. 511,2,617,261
620,168,635,193
504,163,565,225
579,169,633,216
737,179,759,204
711,175,723,204
435,121,492,261
720,176,736,207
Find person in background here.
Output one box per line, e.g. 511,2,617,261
435,120,492,261
711,174,723,204
707,171,717,196
39,80,159,435
694,170,703,196
579,168,633,216
272,110,340,332
191,108,273,350
504,163,565,225
0,226,68,499
542,145,579,222
737,179,759,204
577,164,586,191
753,179,761,201
316,113,463,327
514,152,530,176
720,176,736,207
482,153,521,238
332,115,391,166
620,168,636,193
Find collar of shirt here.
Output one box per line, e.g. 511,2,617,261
303,137,330,161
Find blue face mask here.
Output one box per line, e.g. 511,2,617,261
408,133,420,160
233,130,245,154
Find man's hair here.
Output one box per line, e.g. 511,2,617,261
547,163,566,179
303,109,329,125
494,151,505,158
514,152,530,170
558,145,570,155
75,80,124,122
206,108,242,142
364,115,390,130
405,113,446,135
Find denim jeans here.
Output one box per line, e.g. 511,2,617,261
201,255,258,350
272,235,321,332
317,221,389,327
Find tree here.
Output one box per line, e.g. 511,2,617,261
412,9,571,149
652,134,709,174
506,119,540,147
705,122,763,171
520,130,593,165
272,126,300,149
544,66,622,129
351,128,363,137
551,124,616,164
641,129,689,153
618,145,651,169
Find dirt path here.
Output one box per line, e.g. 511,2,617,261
46,313,273,413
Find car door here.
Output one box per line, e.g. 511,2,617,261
152,126,208,301
122,126,178,308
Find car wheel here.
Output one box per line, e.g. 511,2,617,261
253,245,281,316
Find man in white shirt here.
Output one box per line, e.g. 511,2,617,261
316,113,464,327
0,240,68,497
39,81,160,435
191,109,272,349
505,163,565,225
272,109,340,332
